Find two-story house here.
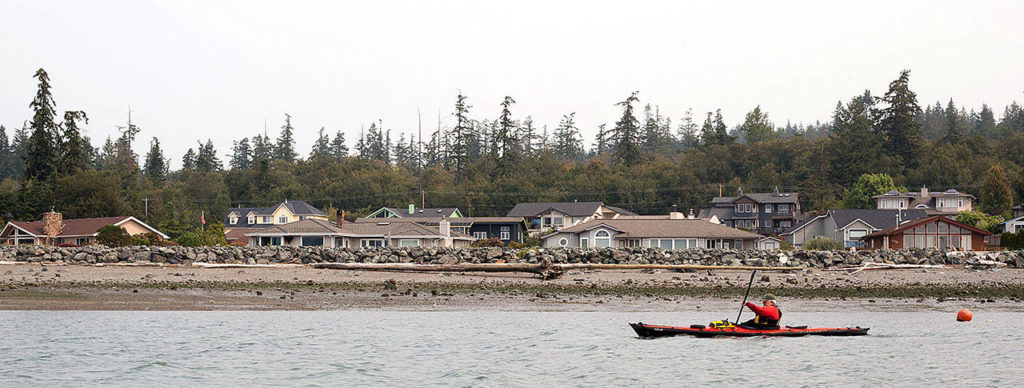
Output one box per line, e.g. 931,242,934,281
780,209,928,249
505,201,636,235
698,187,801,235
223,200,328,245
871,187,974,216
365,205,462,219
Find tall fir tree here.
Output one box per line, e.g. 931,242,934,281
450,93,471,181
553,112,584,161
58,110,90,175
329,131,349,159
143,137,168,183
229,138,253,170
495,96,519,173
943,99,964,143
310,127,331,160
196,140,221,172
677,108,699,149
251,133,272,162
980,163,1013,215
874,69,924,168
976,104,997,137
520,116,538,156
612,91,643,166
738,106,776,144
274,113,297,163
181,148,197,171
24,68,60,181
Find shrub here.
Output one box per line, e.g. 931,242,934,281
470,237,504,247
57,243,79,248
1002,232,1024,251
131,236,151,246
521,234,542,247
802,237,843,251
96,225,132,247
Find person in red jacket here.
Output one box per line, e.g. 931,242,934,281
740,294,782,329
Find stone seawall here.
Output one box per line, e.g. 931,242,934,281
1,246,1022,268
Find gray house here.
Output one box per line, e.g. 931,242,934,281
506,201,635,234
699,188,801,235
781,209,927,248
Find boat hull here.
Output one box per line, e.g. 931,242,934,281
630,322,869,338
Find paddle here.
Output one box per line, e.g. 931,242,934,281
735,269,757,324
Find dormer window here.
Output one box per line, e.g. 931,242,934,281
765,204,772,213
229,215,238,225
278,216,288,224
248,215,255,224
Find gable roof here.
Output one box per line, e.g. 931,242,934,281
829,209,929,230
505,202,636,217
225,200,326,227
367,207,462,219
711,192,800,205
549,218,762,239
861,216,991,239
2,216,168,239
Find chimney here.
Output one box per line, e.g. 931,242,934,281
439,217,452,247
773,186,780,196
737,187,743,196
687,209,695,219
43,211,62,240
339,210,345,229
920,187,929,198
669,211,684,219
408,203,415,215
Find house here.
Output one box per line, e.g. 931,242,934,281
505,201,636,234
1,212,168,246
1012,204,1023,218
365,205,462,219
871,187,974,216
615,210,720,224
354,216,529,245
1000,215,1024,234
246,218,474,248
861,216,990,250
541,218,765,250
224,200,328,245
699,187,802,235
781,209,928,249
757,237,782,250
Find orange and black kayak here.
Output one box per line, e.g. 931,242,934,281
630,322,869,338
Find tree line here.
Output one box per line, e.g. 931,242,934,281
1,68,1023,241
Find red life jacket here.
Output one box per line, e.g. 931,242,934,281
746,302,782,327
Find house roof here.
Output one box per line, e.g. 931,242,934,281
2,216,168,239
871,189,976,200
710,192,800,205
549,218,763,239
225,200,326,226
829,209,929,230
861,216,991,239
372,207,461,218
506,202,636,217
354,216,527,227
246,219,473,239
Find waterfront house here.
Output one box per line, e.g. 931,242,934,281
540,218,765,250
506,201,636,234
871,187,974,216
365,205,462,219
860,216,990,250
224,200,328,245
1012,204,1023,218
698,187,802,235
781,209,928,249
999,215,1024,234
1,212,168,246
245,218,474,248
354,216,529,245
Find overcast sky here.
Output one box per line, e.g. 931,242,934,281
2,0,1023,168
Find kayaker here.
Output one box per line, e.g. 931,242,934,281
739,294,782,329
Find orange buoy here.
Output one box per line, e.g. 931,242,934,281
956,308,973,322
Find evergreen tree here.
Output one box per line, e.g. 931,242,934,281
24,68,60,181
143,137,168,183
274,113,297,163
553,112,584,161
976,104,997,137
827,91,891,185
700,110,732,145
998,101,1024,136
229,138,253,170
196,140,221,172
641,104,672,152
943,99,964,143
0,125,12,180
676,108,699,149
612,91,643,166
591,124,609,155
738,105,776,144
181,148,197,171
329,131,348,159
251,133,273,162
874,70,924,168
58,110,90,175
980,163,1013,215
310,127,331,160
495,96,519,173
450,93,471,181
520,116,538,156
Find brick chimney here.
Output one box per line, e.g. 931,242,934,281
43,211,62,238
920,187,929,198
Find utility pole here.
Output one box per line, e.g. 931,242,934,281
143,197,150,220
418,107,424,209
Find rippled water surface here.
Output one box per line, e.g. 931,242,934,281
1,310,1020,386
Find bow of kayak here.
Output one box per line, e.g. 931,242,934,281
630,322,869,338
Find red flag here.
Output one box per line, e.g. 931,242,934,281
201,211,206,225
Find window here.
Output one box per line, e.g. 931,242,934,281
229,215,238,225
473,232,487,239
674,239,687,249
780,220,791,228
778,204,789,213
500,226,510,232
558,238,568,247
270,237,283,246
926,223,936,233
595,230,611,247
706,239,717,248
765,204,772,213
261,216,272,224
301,236,324,246
848,229,867,241
899,200,905,208
958,198,964,207
299,216,306,221
500,231,510,240
400,239,419,247
553,217,565,228
938,222,948,233
659,239,673,249
735,240,743,249
621,239,641,248
689,239,698,248
362,239,385,247
248,216,256,224
542,217,552,227
580,238,589,248
278,216,289,224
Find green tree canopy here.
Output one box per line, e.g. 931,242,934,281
842,173,907,209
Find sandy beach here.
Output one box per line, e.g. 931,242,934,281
0,264,1021,311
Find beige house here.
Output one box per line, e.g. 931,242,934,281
1,212,168,246
506,201,636,234
245,218,474,248
224,200,329,245
872,187,974,216
541,218,765,250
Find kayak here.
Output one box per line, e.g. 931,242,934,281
630,322,869,338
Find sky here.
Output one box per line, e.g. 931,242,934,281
1,0,1023,168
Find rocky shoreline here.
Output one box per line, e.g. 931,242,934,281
2,245,1022,268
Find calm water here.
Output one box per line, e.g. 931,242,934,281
0,310,1019,386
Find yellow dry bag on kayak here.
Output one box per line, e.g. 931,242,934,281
708,320,735,329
